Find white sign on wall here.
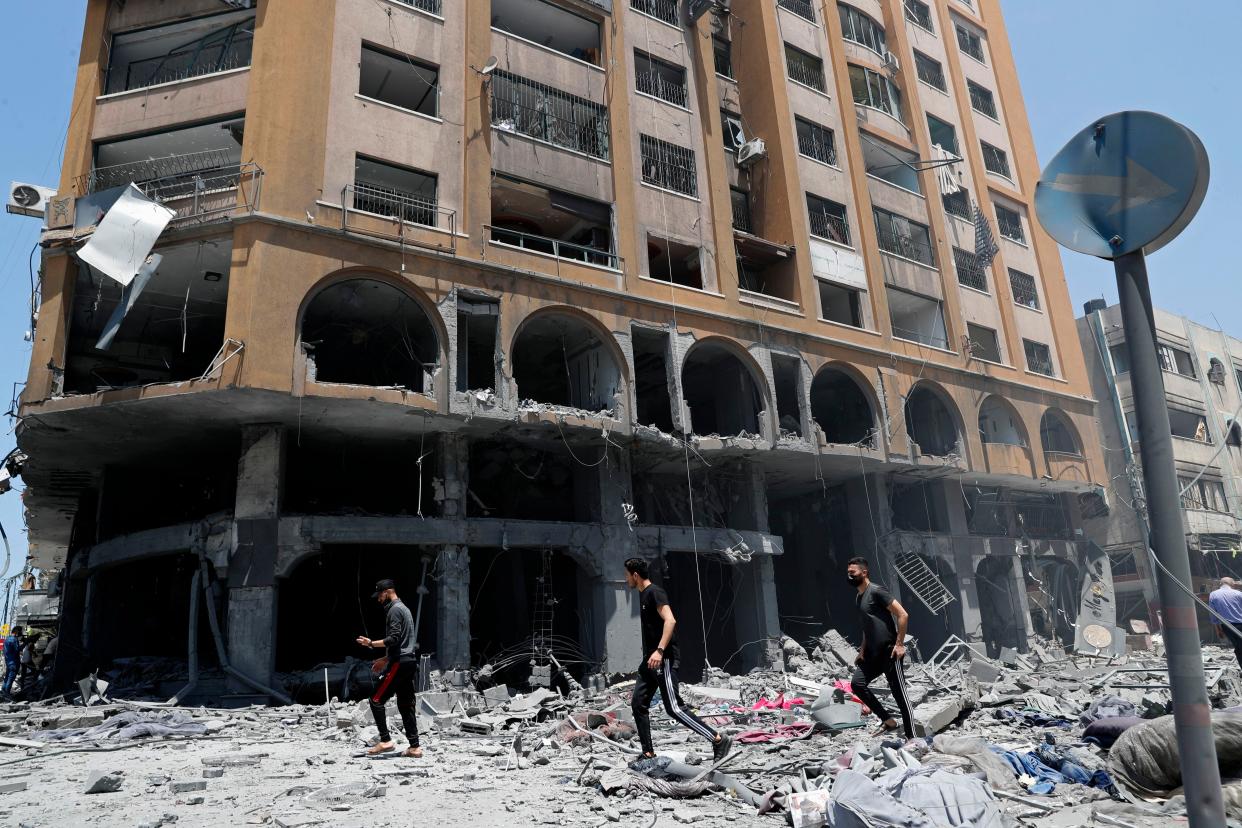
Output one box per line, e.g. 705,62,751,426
809,239,867,290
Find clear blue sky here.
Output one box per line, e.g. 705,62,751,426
0,1,1237,582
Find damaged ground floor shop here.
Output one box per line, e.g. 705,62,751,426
17,401,1114,704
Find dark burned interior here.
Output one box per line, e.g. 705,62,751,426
512,313,620,412
681,343,764,436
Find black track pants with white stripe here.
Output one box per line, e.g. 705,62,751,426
632,659,718,755
851,654,915,738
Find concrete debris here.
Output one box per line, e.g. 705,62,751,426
0,635,1237,826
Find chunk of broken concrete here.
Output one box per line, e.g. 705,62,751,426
0,780,28,794
84,769,124,794
202,767,224,778
169,780,207,794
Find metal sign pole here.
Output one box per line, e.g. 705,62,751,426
1114,249,1224,826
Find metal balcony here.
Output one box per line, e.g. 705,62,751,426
343,184,457,252
487,224,622,270
491,71,610,160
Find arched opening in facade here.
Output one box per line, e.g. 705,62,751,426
1040,409,1081,455
512,312,621,413
301,278,439,392
468,547,588,692
1027,558,1080,647
810,367,875,445
681,342,765,436
276,545,439,700
978,396,1026,445
975,555,1026,658
905,384,959,457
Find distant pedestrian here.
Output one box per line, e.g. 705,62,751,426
847,557,915,738
355,579,422,758
1,626,22,698
623,557,731,763
1208,577,1242,669
18,636,35,698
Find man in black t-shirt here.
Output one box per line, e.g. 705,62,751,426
624,557,732,762
847,556,914,737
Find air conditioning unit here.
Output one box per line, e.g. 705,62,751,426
882,50,900,73
7,181,55,219
736,138,767,168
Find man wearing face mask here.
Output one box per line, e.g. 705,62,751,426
846,557,914,737
356,579,423,757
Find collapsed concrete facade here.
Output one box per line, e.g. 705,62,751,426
14,0,1108,700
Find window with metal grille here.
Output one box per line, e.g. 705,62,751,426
807,194,850,245
904,0,934,30
927,114,958,154
967,80,997,118
635,50,688,108
981,141,1010,177
967,323,1002,363
839,4,886,54
1008,269,1039,309
1024,339,1055,376
491,70,611,160
956,23,985,62
953,247,987,291
395,0,442,13
640,134,697,196
873,207,934,265
994,204,1024,242
942,188,970,220
731,188,752,233
713,36,733,78
721,110,744,152
785,44,826,91
796,117,836,165
631,0,679,26
849,64,902,118
353,155,438,227
914,51,945,91
105,9,256,94
778,0,816,23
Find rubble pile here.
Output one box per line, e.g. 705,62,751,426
1,636,1240,827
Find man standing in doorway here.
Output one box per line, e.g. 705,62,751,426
355,579,423,758
1209,577,1242,669
624,558,732,763
847,557,915,737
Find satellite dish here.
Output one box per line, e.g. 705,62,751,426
477,56,499,76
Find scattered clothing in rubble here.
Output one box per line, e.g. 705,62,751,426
750,693,807,710
929,735,1020,791
991,747,1065,794
735,722,813,743
1033,744,1122,798
992,707,1073,728
877,764,1007,828
34,709,214,743
1078,694,1138,726
827,769,936,828
1082,715,1144,749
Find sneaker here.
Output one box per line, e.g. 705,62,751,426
712,734,732,763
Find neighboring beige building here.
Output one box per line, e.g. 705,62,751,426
1078,301,1242,632
16,0,1108,697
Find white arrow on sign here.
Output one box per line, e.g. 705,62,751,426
1048,157,1176,215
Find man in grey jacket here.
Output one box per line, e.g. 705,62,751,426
355,579,422,757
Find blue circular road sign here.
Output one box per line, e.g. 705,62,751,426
1034,111,1208,259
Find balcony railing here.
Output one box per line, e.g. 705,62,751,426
893,325,949,350
786,52,825,91
809,212,850,245
631,0,679,25
876,229,934,265
635,69,688,108
110,21,253,94
392,0,442,13
953,248,988,291
344,183,456,252
798,128,837,165
491,71,610,160
731,191,753,234
778,0,816,22
76,149,262,226
487,224,622,270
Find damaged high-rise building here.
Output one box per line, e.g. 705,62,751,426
14,0,1112,700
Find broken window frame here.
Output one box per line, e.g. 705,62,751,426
105,9,256,95
1009,269,1040,309
1039,411,1081,456
730,188,753,234
873,207,934,266
966,323,1002,363
888,287,949,350
785,44,826,92
635,50,690,108
1023,339,1055,376
358,42,440,118
796,117,837,166
904,0,934,32
806,194,851,246
489,174,618,269
927,114,959,155
491,0,602,65
713,35,734,78
818,281,864,328
981,141,1011,178
646,234,703,288
721,109,745,153
849,64,902,120
913,50,946,91
953,247,988,292
1156,343,1196,378
490,70,611,160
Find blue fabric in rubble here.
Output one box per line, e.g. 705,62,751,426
989,747,1065,794
1035,745,1123,798
992,707,1074,728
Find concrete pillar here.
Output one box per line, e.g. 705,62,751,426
944,481,984,646
227,424,284,695
584,446,642,674
730,461,782,670
434,545,470,670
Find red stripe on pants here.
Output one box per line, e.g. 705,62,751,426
371,661,399,703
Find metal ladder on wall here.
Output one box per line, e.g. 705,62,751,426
529,550,557,687
893,551,957,615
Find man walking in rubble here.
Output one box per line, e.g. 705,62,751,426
847,557,915,738
355,579,423,758
624,557,732,763
1209,577,1242,669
